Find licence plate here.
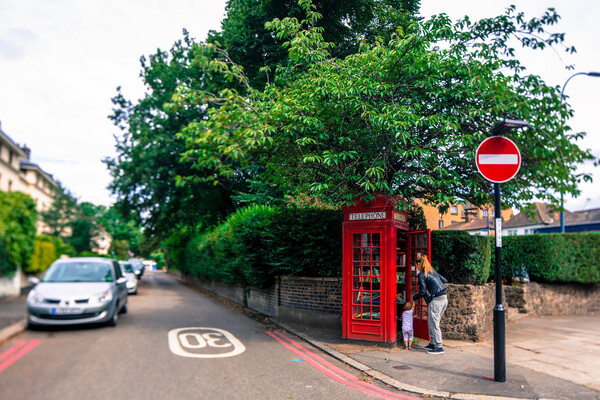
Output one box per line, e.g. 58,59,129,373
51,307,82,315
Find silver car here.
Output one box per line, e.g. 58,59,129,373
118,261,138,295
27,257,128,327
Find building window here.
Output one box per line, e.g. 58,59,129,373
438,220,444,228
450,206,458,215
482,210,488,218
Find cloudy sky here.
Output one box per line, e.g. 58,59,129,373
1,0,598,211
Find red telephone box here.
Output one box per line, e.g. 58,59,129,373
342,195,431,344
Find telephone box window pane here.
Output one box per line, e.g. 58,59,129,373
372,247,380,261
353,248,361,261
353,234,361,247
353,277,362,290
353,263,361,276
372,307,380,320
361,263,370,276
372,234,381,247
362,233,370,247
362,248,371,259
353,305,362,319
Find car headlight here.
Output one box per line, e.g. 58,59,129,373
89,290,113,305
27,290,44,305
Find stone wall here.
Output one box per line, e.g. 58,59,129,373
441,283,496,340
505,282,600,316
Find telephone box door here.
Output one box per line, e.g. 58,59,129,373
407,230,431,340
344,229,390,341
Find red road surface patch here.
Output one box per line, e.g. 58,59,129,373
266,331,421,400
0,340,41,373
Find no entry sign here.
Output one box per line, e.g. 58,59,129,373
476,136,521,183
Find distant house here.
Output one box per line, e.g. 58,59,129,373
535,207,600,233
416,199,512,235
0,122,58,233
503,202,562,236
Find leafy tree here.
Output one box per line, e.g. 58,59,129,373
40,182,78,237
80,203,143,256
105,31,232,243
219,0,420,88
106,0,422,244
0,191,37,276
408,203,427,231
42,188,104,255
176,1,594,211
109,239,130,260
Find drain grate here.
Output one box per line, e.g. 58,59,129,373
393,365,412,370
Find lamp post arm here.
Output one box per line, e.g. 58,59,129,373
561,72,587,98
559,71,600,233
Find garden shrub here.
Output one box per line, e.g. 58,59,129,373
180,204,343,288
431,230,492,284
503,232,600,283
0,191,37,277
26,236,58,275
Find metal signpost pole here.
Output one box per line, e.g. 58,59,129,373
493,182,505,382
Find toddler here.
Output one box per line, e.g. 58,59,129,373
401,301,414,349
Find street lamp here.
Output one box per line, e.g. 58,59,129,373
491,118,528,383
559,71,600,233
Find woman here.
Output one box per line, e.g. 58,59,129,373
412,255,448,355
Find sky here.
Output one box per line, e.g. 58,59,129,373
0,0,598,212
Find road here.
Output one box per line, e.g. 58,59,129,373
0,270,432,400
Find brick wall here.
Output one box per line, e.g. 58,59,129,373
279,276,342,313
246,283,279,317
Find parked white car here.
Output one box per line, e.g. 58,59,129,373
118,261,139,295
27,257,128,327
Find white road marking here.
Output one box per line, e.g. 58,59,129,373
168,327,245,358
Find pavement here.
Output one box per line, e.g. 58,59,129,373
2,294,599,400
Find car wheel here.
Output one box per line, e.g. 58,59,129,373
109,309,118,327
121,302,128,314
26,318,38,331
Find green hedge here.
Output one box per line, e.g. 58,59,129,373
178,205,343,288
0,191,37,277
170,202,600,287
502,233,600,283
26,237,58,275
431,231,492,284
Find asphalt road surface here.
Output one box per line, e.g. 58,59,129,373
0,270,434,400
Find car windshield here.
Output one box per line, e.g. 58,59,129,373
42,262,113,283
121,263,134,273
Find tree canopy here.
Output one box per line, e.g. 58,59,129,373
174,1,594,211
106,0,422,242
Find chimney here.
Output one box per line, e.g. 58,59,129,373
20,144,31,160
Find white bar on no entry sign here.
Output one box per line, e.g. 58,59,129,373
478,154,518,165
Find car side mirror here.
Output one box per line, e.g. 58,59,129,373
29,277,40,285
116,277,127,284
